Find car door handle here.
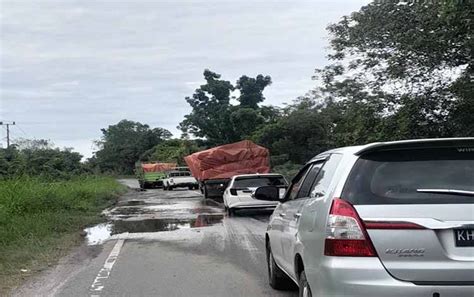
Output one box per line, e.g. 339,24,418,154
294,213,301,219
279,213,286,217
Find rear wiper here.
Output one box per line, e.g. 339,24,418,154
416,189,474,197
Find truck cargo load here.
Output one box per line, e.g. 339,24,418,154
184,140,270,198
135,162,177,189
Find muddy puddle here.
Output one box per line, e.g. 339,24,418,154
112,214,224,234
84,214,224,245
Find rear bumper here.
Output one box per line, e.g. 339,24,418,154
228,201,278,210
309,257,474,297
169,182,198,188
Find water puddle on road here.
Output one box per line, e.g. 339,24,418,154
84,223,113,245
84,214,224,245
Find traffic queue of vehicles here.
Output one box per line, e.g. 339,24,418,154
136,138,474,297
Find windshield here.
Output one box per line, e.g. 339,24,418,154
233,176,287,188
343,148,474,205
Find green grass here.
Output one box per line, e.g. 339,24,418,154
0,176,126,294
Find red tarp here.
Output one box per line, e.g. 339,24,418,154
141,162,177,173
184,140,270,181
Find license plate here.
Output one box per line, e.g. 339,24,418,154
454,229,474,247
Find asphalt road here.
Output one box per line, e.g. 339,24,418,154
14,179,298,297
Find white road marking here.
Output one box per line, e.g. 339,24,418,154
89,235,127,296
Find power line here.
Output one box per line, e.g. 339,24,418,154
15,124,30,138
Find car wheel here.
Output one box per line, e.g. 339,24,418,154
267,244,293,290
168,186,173,191
299,271,312,297
227,207,234,216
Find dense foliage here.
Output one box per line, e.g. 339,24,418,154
139,138,201,165
0,139,83,179
90,120,172,174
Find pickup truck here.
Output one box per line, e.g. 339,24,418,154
163,170,199,190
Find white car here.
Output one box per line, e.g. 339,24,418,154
223,173,288,215
163,170,199,190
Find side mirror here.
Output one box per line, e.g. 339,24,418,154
254,186,280,201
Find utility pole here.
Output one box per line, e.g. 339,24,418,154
0,121,15,148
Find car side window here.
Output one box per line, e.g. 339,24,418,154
285,165,312,201
296,162,325,199
310,154,342,198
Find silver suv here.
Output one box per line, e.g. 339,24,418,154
254,138,474,297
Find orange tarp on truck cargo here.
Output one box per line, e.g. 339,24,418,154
141,163,177,173
184,140,270,181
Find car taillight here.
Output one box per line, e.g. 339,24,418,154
324,198,377,257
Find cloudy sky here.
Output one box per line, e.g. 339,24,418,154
1,0,368,158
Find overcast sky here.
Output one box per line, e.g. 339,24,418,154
1,0,368,158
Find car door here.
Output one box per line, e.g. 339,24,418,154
269,165,312,267
279,161,325,275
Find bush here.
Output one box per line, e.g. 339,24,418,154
0,176,126,293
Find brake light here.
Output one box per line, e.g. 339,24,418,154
324,199,377,257
364,221,425,230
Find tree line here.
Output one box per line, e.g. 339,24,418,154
1,1,472,178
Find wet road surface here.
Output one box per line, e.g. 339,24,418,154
15,179,298,297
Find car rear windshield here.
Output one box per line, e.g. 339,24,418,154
342,148,474,205
170,172,191,177
233,176,286,188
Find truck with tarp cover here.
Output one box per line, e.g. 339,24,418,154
184,140,270,198
135,162,177,189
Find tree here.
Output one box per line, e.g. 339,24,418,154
179,70,237,145
140,139,200,165
236,75,272,108
93,120,171,174
179,69,275,145
253,98,331,164
314,0,473,139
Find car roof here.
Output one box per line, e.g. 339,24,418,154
232,173,284,179
308,137,474,163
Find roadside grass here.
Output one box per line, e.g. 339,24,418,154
0,176,126,294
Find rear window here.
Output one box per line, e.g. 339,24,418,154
342,148,474,205
233,176,287,188
170,172,191,177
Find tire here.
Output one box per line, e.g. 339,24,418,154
168,186,173,191
267,244,293,290
298,271,312,297
163,185,168,191
227,207,234,216
188,186,193,190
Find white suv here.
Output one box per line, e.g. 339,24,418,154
254,138,474,297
